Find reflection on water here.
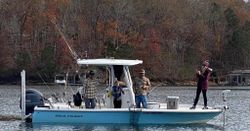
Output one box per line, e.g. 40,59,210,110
18,122,225,131
0,85,250,130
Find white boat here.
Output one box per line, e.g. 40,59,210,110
54,74,66,84
20,58,228,124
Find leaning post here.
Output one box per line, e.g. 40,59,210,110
21,70,26,121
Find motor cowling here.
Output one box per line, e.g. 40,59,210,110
20,89,45,115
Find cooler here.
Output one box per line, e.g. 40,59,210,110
167,96,179,109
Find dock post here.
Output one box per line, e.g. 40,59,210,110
21,70,26,121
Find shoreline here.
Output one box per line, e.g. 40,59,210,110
1,84,250,90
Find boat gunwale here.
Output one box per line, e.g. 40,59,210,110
34,106,223,113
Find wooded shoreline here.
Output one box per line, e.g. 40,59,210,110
0,0,250,83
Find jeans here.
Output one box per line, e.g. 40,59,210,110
135,95,147,108
85,98,96,108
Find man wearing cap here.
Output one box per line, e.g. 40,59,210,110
190,60,213,109
133,69,151,108
83,70,97,109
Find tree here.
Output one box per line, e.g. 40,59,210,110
38,45,57,81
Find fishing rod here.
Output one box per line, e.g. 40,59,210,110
147,83,162,96
48,18,88,101
49,19,79,61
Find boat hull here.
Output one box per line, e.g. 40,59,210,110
32,107,222,124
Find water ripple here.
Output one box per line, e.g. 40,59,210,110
0,86,250,130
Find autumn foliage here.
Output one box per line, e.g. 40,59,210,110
0,0,250,84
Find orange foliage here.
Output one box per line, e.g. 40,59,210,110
105,20,118,38
96,21,104,32
96,20,129,44
147,29,161,54
234,7,250,25
46,1,58,24
57,37,74,69
1,0,250,81
213,0,250,25
45,0,70,23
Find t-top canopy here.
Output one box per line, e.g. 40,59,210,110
77,58,143,66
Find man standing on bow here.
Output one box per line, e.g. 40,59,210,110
190,60,213,109
133,69,151,108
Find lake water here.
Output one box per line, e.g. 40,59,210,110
0,85,249,131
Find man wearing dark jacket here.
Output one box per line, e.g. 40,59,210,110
190,60,212,109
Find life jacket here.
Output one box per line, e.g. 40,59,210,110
112,86,122,101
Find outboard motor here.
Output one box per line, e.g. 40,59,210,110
20,89,45,115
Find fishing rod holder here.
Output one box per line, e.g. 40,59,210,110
222,90,231,110
221,90,231,126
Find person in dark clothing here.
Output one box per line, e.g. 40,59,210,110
190,60,212,109
112,80,124,108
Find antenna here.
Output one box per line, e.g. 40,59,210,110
49,19,79,61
